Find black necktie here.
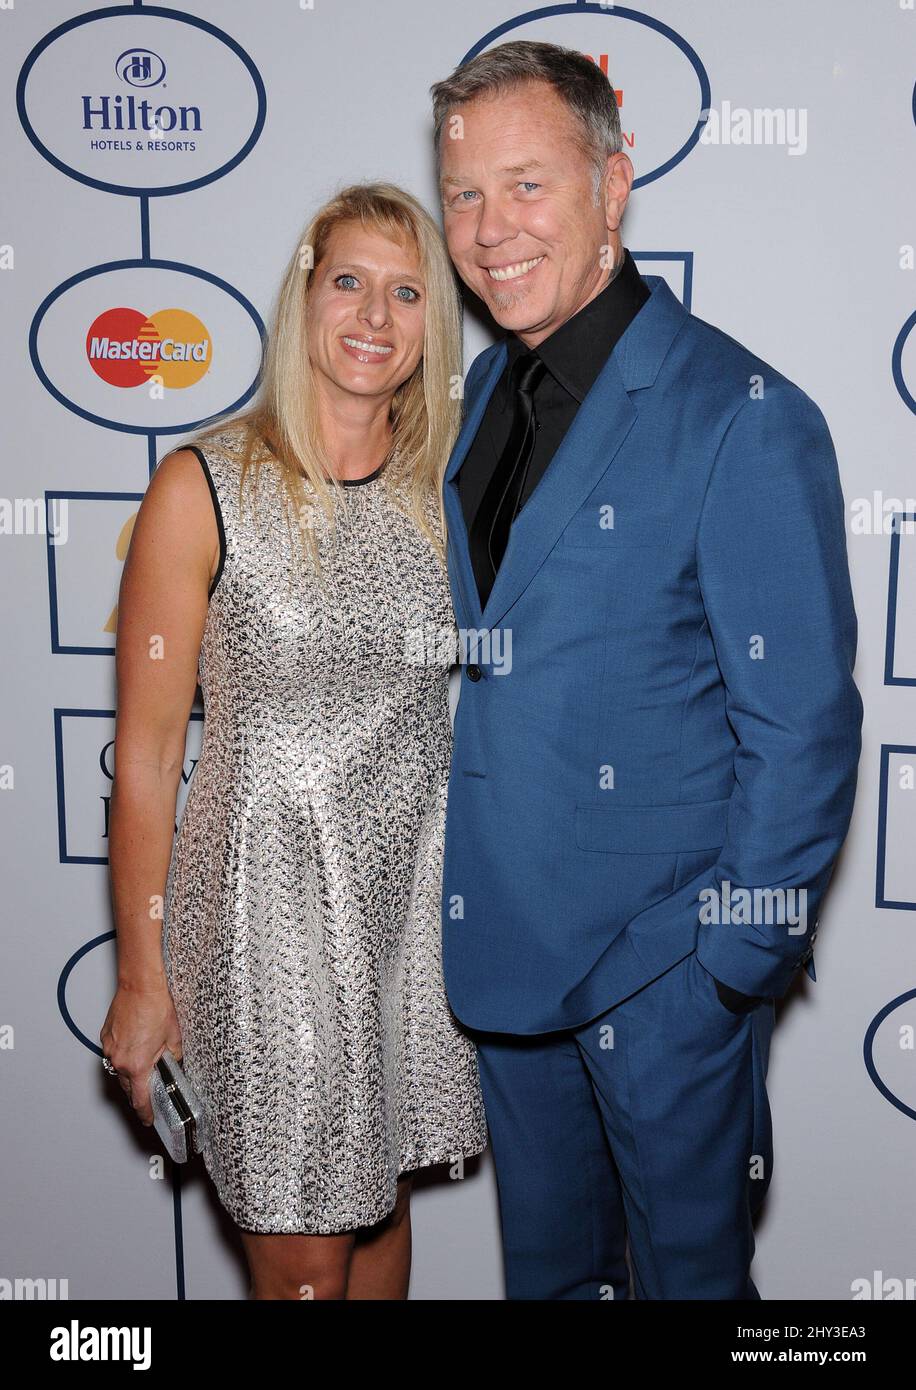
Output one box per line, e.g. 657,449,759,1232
468,350,546,609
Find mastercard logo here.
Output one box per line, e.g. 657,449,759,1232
86,307,212,388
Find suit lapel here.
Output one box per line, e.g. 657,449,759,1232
444,275,688,639
478,357,637,630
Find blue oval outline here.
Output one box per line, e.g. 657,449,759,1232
17,4,267,198
58,931,114,1057
863,987,916,1123
459,3,711,190
891,309,916,417
30,258,267,436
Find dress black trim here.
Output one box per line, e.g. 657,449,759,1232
187,445,227,598
338,459,387,486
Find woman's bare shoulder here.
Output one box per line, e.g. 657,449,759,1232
129,444,222,591
147,445,215,512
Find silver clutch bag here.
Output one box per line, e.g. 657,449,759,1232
149,1049,208,1163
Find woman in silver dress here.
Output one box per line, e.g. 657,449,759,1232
101,182,487,1299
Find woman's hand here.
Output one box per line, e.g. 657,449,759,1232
100,980,183,1127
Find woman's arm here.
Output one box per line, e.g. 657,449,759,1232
101,448,219,1126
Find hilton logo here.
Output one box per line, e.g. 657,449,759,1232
115,49,167,88
82,93,201,134
82,49,199,133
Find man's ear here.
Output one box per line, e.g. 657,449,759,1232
602,152,635,234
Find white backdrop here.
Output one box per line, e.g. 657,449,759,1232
2,0,915,1301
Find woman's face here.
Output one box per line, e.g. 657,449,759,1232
306,221,426,402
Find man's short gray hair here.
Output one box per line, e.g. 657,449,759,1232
430,39,622,199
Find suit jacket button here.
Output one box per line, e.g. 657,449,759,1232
466,664,482,681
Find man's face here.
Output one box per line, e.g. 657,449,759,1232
439,80,630,347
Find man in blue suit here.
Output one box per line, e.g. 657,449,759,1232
430,40,862,1299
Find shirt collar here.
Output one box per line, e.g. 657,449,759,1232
504,247,650,402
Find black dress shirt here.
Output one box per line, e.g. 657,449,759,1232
456,245,650,555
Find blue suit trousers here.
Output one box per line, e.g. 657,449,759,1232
467,949,776,1300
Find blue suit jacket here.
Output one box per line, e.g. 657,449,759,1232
441,274,863,1035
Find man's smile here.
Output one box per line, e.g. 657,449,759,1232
483,255,545,283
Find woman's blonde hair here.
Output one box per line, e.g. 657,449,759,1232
185,181,463,564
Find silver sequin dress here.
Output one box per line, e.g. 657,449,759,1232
161,424,487,1234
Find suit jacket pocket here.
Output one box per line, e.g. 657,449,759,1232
575,798,730,932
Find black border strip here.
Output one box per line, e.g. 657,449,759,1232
185,445,226,598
